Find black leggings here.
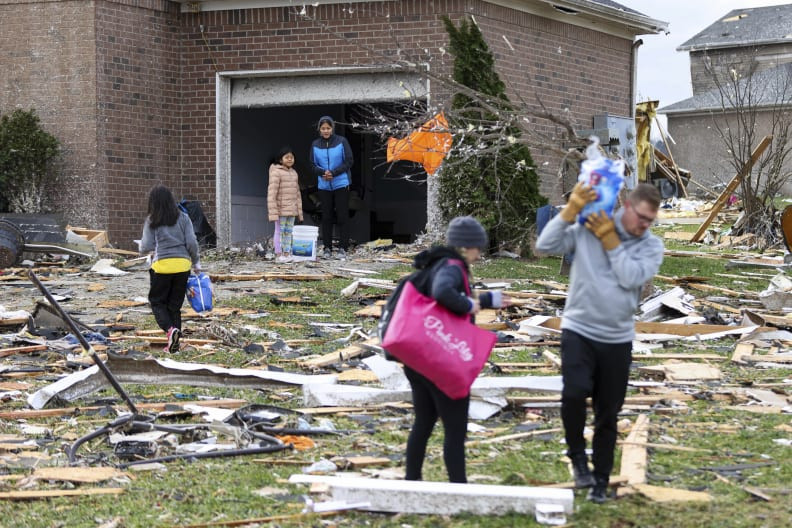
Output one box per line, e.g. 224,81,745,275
319,186,350,251
560,329,632,481
148,269,189,332
404,366,470,483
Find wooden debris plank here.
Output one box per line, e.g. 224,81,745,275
68,227,109,248
493,341,561,348
260,339,324,347
294,406,366,415
32,467,127,483
0,488,125,500
747,312,792,329
663,232,695,241
633,483,711,502
209,272,332,282
505,291,567,301
541,350,562,368
714,234,756,248
128,336,219,345
342,456,392,468
0,318,28,327
0,443,38,451
617,414,649,497
98,247,139,256
180,512,338,528
540,317,755,337
511,394,696,406
664,249,740,260
617,441,706,453
694,299,742,315
299,339,378,368
546,475,628,489
734,343,757,367
687,282,757,298
354,303,384,317
725,405,783,414
638,363,722,382
97,300,147,308
467,428,563,446
0,398,247,420
491,362,554,368
691,135,772,242
0,345,47,359
632,353,724,361
743,354,792,363
656,274,711,284
0,382,31,390
336,369,379,382
533,280,567,291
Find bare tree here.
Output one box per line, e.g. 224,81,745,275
704,50,792,245
296,7,588,244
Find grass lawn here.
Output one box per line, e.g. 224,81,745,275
1,228,790,528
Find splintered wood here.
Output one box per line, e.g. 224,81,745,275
617,414,649,497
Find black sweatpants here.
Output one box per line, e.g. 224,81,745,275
148,269,189,333
404,365,470,483
319,186,350,251
560,329,632,482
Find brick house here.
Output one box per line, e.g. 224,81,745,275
1,0,664,249
661,4,792,193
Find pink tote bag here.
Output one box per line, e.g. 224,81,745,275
381,262,497,399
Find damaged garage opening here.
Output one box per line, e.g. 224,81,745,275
216,66,430,248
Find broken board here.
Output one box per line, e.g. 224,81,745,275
289,474,573,515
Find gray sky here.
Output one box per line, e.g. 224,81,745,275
621,0,792,108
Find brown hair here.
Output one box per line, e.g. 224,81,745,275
627,183,661,210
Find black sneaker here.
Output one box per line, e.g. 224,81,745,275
587,476,609,504
570,453,595,488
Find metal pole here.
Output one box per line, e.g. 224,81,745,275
28,269,139,415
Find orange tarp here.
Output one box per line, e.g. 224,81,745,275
386,112,453,175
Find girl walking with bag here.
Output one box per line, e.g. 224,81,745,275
268,146,303,262
399,216,509,483
139,184,200,353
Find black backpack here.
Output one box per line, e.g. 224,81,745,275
377,268,424,349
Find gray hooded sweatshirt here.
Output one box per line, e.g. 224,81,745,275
535,208,664,343
140,212,199,267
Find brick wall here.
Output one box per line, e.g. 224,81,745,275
457,1,633,199
689,43,792,96
179,0,634,215
95,0,181,248
4,0,636,245
0,0,98,225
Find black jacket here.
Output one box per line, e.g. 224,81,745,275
412,246,499,318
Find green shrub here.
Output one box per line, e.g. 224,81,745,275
0,108,60,213
439,17,547,255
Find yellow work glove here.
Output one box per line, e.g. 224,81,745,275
560,182,598,223
585,210,620,251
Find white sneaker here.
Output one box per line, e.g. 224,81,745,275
276,255,292,263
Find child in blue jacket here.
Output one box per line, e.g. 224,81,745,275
309,116,353,259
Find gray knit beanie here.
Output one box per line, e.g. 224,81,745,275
446,216,488,249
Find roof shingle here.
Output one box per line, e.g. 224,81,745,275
678,4,792,51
